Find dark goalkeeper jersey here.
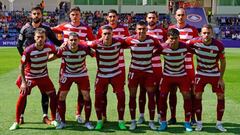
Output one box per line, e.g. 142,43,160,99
17,22,62,55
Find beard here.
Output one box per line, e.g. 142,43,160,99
148,22,156,26
32,18,41,23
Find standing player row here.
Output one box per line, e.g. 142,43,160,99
10,6,227,133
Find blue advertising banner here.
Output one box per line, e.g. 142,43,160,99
185,7,208,29
0,40,17,47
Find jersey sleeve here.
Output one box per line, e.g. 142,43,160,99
86,26,96,41
123,37,133,48
86,40,98,49
192,27,199,38
56,47,63,58
17,25,27,55
97,28,102,39
46,26,62,46
185,40,195,54
216,40,225,59
124,27,130,36
84,45,95,57
162,29,168,42
153,38,163,56
51,23,64,33
49,44,58,54
21,50,30,65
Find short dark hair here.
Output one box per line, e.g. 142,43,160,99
69,7,81,14
69,32,79,38
35,28,46,35
167,28,179,37
147,11,158,17
31,6,43,13
202,24,213,31
101,25,113,31
108,9,118,16
136,20,147,26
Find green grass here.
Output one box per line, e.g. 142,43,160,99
0,48,20,75
0,48,240,135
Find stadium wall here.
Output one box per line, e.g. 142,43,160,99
1,0,239,15
76,5,167,13
1,0,167,13
216,6,240,14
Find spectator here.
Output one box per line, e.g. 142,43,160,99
208,10,212,23
2,24,10,39
213,26,220,39
237,32,240,40
232,32,238,40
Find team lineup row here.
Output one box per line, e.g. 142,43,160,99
9,6,226,132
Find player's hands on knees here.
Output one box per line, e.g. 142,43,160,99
218,78,225,90
20,82,28,95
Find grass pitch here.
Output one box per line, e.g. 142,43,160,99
0,48,239,135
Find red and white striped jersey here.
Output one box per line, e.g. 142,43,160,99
52,22,95,42
97,24,129,69
187,38,225,77
21,44,57,79
147,25,167,42
161,42,189,77
88,38,125,78
169,24,198,70
147,25,166,74
125,35,162,73
56,44,91,78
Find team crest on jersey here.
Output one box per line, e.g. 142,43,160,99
187,14,202,23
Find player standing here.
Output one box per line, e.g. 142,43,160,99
48,32,94,130
187,24,227,132
10,28,58,130
125,21,162,130
16,6,62,125
137,11,166,124
97,9,129,122
52,7,95,123
168,8,198,125
158,28,193,132
88,25,127,130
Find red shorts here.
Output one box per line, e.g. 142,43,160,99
160,75,191,94
186,69,195,83
16,76,55,94
153,67,163,86
95,73,125,94
120,67,126,83
128,70,156,89
59,76,90,91
194,74,224,93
